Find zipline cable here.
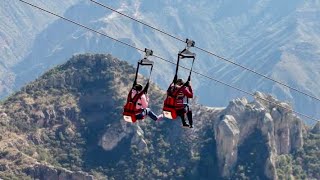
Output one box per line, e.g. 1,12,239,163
17,0,319,122
89,0,320,104
89,0,185,43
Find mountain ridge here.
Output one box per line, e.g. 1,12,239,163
0,53,319,179
2,0,320,122
0,0,80,98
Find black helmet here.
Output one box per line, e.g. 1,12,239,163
176,79,184,86
133,83,143,91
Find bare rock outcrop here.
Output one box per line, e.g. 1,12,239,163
214,92,304,179
24,164,94,180
0,105,8,124
99,120,148,152
99,120,130,151
311,121,320,134
215,115,239,177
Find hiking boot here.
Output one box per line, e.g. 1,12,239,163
182,123,190,128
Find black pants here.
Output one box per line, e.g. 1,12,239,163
176,104,192,126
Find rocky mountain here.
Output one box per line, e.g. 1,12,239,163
0,54,319,179
1,0,320,123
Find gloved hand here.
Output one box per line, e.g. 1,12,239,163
184,81,191,87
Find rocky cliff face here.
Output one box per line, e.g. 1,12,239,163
311,121,320,134
212,92,304,179
0,54,313,179
2,0,320,121
0,53,166,179
24,164,94,180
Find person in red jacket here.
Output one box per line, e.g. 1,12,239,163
131,84,162,121
169,79,193,128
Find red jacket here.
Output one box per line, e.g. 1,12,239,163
170,84,193,109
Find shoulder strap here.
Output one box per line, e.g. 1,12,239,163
172,86,185,97
167,85,185,98
126,89,133,102
131,90,145,104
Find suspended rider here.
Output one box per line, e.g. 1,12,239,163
168,78,193,128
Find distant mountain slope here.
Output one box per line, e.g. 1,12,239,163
0,0,79,67
0,0,79,97
202,0,320,122
3,0,320,121
0,53,318,179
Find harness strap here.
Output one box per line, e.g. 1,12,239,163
132,90,145,103
188,57,195,81
143,64,153,94
167,84,185,99
133,62,140,88
126,89,145,104
173,55,180,83
132,48,154,91
172,47,195,85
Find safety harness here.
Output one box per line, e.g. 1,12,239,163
163,39,196,119
123,49,154,123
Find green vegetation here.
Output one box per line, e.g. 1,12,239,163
274,131,320,180
1,54,319,179
276,155,296,180
232,130,269,180
291,132,320,179
0,54,198,179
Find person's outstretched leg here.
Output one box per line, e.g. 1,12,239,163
135,109,147,120
187,110,193,128
184,104,193,128
145,108,158,121
177,109,188,127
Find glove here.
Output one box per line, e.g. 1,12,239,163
184,81,191,87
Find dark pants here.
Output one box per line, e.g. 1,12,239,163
136,108,158,121
177,104,192,126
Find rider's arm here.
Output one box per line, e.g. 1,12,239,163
183,86,193,98
140,94,149,109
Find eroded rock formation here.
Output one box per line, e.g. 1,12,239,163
213,92,304,179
